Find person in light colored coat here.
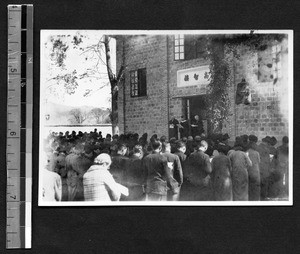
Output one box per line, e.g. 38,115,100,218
83,153,121,201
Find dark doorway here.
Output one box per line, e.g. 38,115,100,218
182,95,210,136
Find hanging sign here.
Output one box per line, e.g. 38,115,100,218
177,65,210,88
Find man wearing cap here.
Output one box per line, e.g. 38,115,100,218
83,153,121,201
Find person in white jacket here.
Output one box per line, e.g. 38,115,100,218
83,153,121,201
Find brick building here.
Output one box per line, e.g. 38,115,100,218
115,32,291,142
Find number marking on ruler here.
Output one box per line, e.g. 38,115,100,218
7,4,33,249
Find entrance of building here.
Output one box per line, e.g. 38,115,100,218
182,95,210,137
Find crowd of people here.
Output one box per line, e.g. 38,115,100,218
41,128,289,202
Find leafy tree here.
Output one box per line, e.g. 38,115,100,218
45,32,125,133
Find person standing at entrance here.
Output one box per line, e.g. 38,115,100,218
191,115,204,138
169,116,180,140
179,115,189,139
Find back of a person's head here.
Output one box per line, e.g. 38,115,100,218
216,134,223,142
112,134,119,140
133,133,139,140
84,145,93,155
282,136,289,144
94,153,111,166
133,145,143,155
249,135,258,143
222,133,230,142
176,141,186,149
151,140,162,151
160,135,167,143
162,142,171,153
241,134,249,142
117,143,127,153
270,136,277,146
150,134,158,143
169,137,176,143
234,136,243,147
194,136,201,142
217,144,229,155
187,136,193,142
197,140,208,150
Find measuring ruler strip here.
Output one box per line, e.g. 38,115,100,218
7,4,33,249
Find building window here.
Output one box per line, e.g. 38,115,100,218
174,34,184,60
174,34,208,61
130,68,147,97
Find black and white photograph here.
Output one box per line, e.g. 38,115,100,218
39,30,293,206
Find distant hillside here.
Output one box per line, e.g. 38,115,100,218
43,102,111,125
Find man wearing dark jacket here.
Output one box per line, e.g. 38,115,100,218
124,146,145,201
184,140,212,201
162,142,183,201
174,141,187,166
110,143,129,186
190,115,204,138
143,140,175,201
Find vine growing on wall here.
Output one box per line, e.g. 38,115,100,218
206,39,231,134
205,33,287,134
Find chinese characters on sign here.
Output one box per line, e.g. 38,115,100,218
177,66,210,89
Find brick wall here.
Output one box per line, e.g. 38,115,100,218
117,35,290,142
117,35,169,137
167,35,210,122
231,38,289,142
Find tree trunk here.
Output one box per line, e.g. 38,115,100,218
104,35,118,135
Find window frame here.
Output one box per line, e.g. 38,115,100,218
174,34,208,61
130,68,147,98
174,34,185,61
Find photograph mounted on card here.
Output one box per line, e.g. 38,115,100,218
39,30,293,206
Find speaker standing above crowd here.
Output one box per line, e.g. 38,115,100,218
42,128,289,202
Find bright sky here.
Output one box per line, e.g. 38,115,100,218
41,30,116,108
